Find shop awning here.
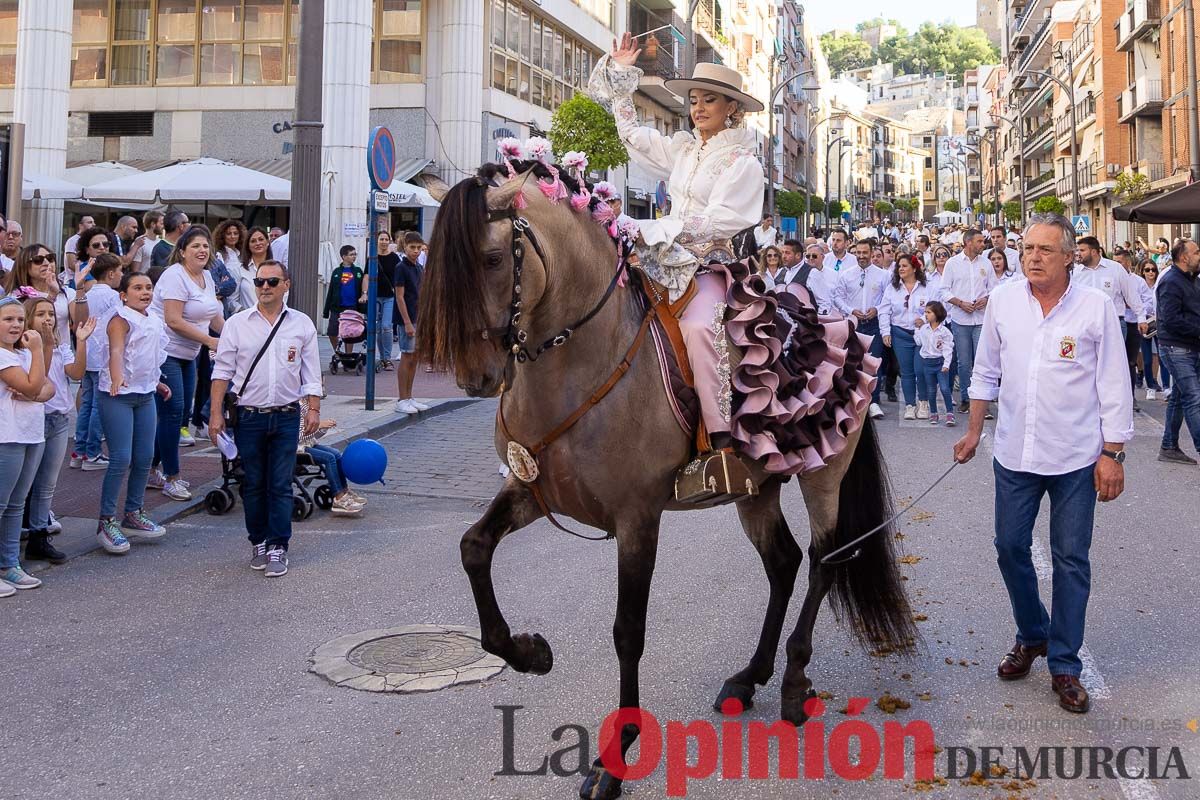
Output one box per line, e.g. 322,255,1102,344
1114,180,1200,223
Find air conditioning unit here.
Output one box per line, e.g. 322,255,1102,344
1107,163,1121,176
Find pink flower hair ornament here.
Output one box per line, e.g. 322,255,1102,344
12,286,42,300
592,181,618,202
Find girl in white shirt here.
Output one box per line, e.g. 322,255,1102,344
989,247,1016,285
879,254,933,420
22,297,95,565
0,296,49,593
916,300,956,426
97,273,171,554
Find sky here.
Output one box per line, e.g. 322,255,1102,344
806,1,979,35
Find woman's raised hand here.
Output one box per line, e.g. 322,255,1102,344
611,32,642,67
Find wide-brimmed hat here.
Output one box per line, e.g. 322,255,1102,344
665,62,764,113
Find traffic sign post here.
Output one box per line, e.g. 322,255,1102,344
364,126,396,411
1072,214,1091,235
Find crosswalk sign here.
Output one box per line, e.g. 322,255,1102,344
1072,214,1091,234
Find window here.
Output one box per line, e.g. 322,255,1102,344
376,0,422,82
0,0,17,87
489,0,597,112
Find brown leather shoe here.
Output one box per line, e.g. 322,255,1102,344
1051,674,1090,713
997,642,1047,680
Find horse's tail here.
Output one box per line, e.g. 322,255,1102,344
825,418,918,655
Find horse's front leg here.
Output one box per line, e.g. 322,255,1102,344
580,517,661,800
461,481,552,674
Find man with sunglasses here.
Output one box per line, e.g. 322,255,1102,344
0,220,22,273
210,261,322,579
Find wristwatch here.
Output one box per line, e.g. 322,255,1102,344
1101,449,1126,464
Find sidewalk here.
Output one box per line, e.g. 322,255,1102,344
29,362,474,573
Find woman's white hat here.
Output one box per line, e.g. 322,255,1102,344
664,62,764,113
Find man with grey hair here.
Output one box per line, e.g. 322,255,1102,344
954,213,1132,714
0,219,22,272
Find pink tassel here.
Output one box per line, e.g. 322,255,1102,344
513,190,527,210
592,204,614,224
570,188,592,211
537,177,568,203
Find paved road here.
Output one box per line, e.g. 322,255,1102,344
4,398,1199,800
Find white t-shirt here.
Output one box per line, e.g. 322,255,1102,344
64,234,81,262
272,232,289,269
45,343,75,416
100,306,169,395
0,254,12,272
83,283,123,372
0,348,47,444
149,264,223,360
136,236,160,274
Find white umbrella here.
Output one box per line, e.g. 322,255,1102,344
22,172,84,201
84,157,291,204
381,179,440,208
64,160,142,187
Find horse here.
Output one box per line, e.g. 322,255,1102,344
416,161,916,800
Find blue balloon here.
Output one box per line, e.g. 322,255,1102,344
341,438,388,485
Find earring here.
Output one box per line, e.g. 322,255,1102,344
724,116,733,128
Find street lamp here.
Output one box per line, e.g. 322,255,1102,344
765,60,815,222
983,108,1026,226
985,124,1001,229
824,134,845,225
1022,50,1079,218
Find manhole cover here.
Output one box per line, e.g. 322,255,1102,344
309,624,505,693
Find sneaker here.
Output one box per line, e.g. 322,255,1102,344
69,451,83,469
1158,447,1198,465
0,580,14,598
916,401,930,420
1146,389,1157,401
1162,387,1173,399
250,542,269,571
161,479,192,501
868,402,885,420
47,511,62,535
394,398,419,414
0,566,41,589
264,546,288,577
346,489,367,503
179,426,195,447
147,469,166,490
81,454,110,471
945,413,956,427
96,519,131,554
957,401,970,414
121,510,167,539
410,399,432,411
331,494,364,515
903,405,917,420
930,414,940,425
984,405,995,420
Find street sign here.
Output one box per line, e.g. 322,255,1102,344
367,126,396,192
780,216,798,235
373,190,390,213
1072,214,1091,234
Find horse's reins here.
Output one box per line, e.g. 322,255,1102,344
487,207,651,541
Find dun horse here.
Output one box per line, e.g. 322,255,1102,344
417,161,916,800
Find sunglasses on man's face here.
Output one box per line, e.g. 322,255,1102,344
253,277,285,288
805,253,820,260
32,254,56,265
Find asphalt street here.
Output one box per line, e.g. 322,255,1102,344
4,396,1199,800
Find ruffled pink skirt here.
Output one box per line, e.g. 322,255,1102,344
709,261,880,475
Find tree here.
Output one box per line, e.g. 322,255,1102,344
874,200,894,216
775,190,806,218
977,199,997,215
856,17,906,36
1002,200,1022,224
548,94,628,173
819,31,874,74
1115,172,1151,205
943,199,961,213
1033,196,1067,215
877,22,999,81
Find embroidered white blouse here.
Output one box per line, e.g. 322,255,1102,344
589,55,764,299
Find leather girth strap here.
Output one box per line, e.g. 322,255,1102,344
636,270,712,453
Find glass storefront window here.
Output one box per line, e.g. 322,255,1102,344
200,42,240,84
156,43,194,85
489,1,597,112
492,0,505,49
531,19,541,68
0,0,16,87
244,0,285,40
380,0,420,36
74,0,110,43
378,39,420,80
375,0,422,82
111,43,151,84
201,0,241,41
243,42,284,83
157,0,197,44
492,53,506,92
72,46,109,87
113,0,152,41
506,2,519,53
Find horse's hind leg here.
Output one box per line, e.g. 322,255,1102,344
713,480,803,712
461,481,552,674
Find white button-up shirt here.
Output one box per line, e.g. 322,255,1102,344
968,279,1134,475
823,250,858,278
832,264,888,317
878,280,933,337
941,252,996,326
1072,258,1146,323
753,225,778,249
987,246,1022,275
212,304,323,408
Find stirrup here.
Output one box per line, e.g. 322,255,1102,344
674,443,759,508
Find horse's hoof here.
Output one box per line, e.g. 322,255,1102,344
510,632,554,675
579,763,623,800
713,679,755,712
780,689,818,726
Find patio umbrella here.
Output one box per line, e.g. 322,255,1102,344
64,161,142,187
1113,181,1200,224
22,172,84,201
84,157,291,204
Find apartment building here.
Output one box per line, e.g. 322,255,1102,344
775,0,827,199
865,112,923,213
827,106,875,220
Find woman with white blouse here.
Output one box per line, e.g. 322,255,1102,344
880,254,933,420
212,220,249,314
237,226,274,313
989,247,1016,285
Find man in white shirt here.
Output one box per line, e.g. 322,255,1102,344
1072,236,1147,337
272,231,290,269
953,212,1131,715
209,260,321,579
941,228,995,413
822,228,858,277
986,226,1021,276
63,215,94,278
0,219,21,272
753,214,778,251
135,210,164,275
832,241,889,418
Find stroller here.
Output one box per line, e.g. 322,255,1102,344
204,451,334,521
330,309,367,375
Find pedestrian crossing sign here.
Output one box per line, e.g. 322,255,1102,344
1072,215,1091,234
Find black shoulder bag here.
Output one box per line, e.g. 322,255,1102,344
222,310,288,429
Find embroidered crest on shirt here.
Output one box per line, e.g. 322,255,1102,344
1059,336,1077,360
287,345,298,363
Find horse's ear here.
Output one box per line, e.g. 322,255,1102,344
487,172,533,211
413,173,451,203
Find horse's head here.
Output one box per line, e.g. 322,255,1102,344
417,161,616,397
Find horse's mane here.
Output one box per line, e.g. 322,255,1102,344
416,160,615,374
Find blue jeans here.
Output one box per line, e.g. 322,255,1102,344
1160,346,1200,452
375,298,394,362
857,317,884,403
952,322,982,404
305,444,347,496
890,327,926,406
98,392,157,518
73,370,103,459
0,442,45,568
234,407,300,550
993,460,1096,677
155,356,196,478
920,357,953,415
28,413,71,530
1140,337,1162,391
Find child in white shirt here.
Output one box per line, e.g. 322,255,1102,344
915,300,956,426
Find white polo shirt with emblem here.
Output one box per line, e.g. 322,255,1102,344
1071,258,1146,323
941,252,997,326
968,279,1133,475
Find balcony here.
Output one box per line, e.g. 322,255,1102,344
1117,77,1164,122
631,12,686,109
1011,0,1051,46
1135,161,1166,182
1055,94,1096,147
1026,168,1056,196
695,0,725,46
1022,118,1054,158
1065,21,1093,65
1116,0,1162,52
1018,17,1053,72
